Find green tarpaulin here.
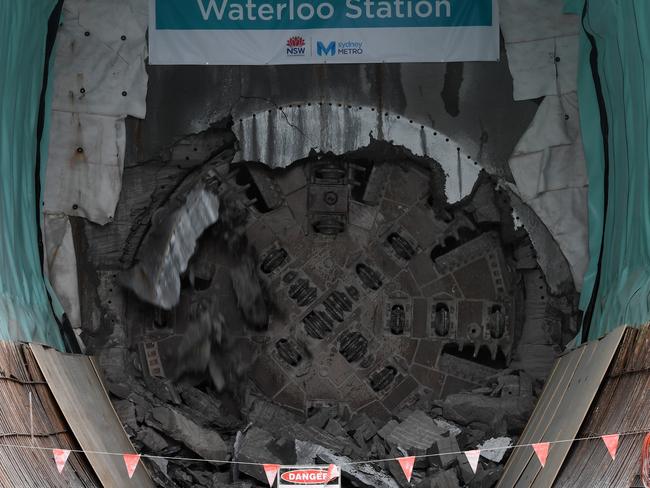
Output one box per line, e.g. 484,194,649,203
0,0,64,348
570,0,650,340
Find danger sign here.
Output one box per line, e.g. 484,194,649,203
278,466,341,487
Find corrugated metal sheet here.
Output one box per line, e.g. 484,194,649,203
0,342,99,487
234,104,482,204
31,344,155,487
497,326,627,487
555,325,650,487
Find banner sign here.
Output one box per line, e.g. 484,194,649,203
149,0,499,65
277,466,341,487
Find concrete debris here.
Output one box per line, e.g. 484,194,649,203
384,410,448,451
378,419,400,440
237,427,295,484
347,413,379,441
387,451,417,488
477,437,512,463
441,391,535,434
178,385,241,430
324,419,348,438
136,427,170,453
113,399,138,432
468,465,504,488
148,406,229,461
431,434,462,470
440,372,536,435
434,418,463,437
418,468,461,488
121,177,221,310
295,440,400,488
143,458,180,488
105,362,518,488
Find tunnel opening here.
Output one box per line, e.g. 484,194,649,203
78,121,580,488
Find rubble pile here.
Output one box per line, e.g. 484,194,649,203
103,356,534,487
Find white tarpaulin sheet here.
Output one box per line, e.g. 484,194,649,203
508,93,589,290
52,0,148,118
44,0,148,340
499,0,579,101
43,214,81,330
44,111,126,225
149,0,499,65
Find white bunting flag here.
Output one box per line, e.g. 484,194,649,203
53,449,71,474
464,450,481,474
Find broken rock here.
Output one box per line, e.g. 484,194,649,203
296,440,400,488
418,468,461,488
441,392,534,433
136,427,171,453
477,437,512,463
385,410,447,451
237,427,296,484
149,406,228,460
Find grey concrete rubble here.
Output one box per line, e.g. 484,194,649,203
439,371,536,435
477,438,512,463
107,374,521,488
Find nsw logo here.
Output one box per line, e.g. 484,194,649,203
286,36,306,56
316,41,336,57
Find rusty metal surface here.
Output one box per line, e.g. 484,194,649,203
0,342,100,488
30,344,155,487
555,325,650,488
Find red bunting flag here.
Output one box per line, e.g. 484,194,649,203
533,442,550,467
464,450,481,474
397,456,415,482
601,434,619,460
325,464,340,482
263,464,280,486
53,449,71,474
123,453,141,479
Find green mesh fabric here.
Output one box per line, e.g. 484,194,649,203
0,0,64,348
571,0,650,340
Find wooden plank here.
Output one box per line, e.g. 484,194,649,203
0,342,100,487
30,344,155,487
553,326,650,487
498,326,627,488
497,351,579,487
528,326,626,486
516,341,599,485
